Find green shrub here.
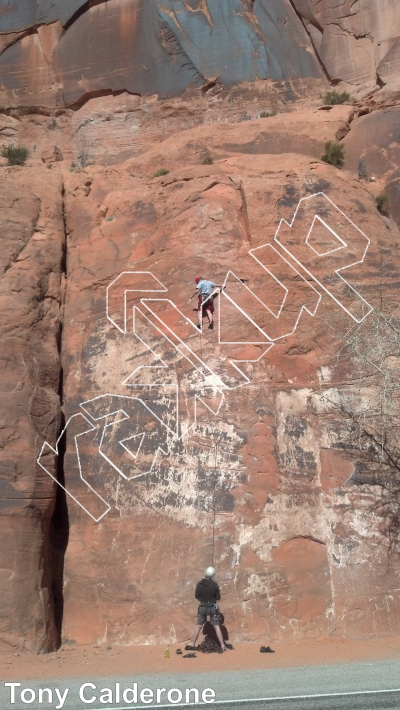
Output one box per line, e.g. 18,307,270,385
259,111,277,118
376,192,390,215
202,156,213,165
321,141,345,168
1,144,28,166
152,168,170,178
322,90,351,105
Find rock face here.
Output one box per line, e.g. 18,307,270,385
293,0,400,95
0,80,330,170
0,0,324,109
52,123,400,645
0,0,86,31
343,107,400,180
0,0,398,107
1,45,400,650
0,165,64,652
342,105,400,230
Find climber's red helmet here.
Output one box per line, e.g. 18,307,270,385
195,276,203,284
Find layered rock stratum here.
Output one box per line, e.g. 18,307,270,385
1,1,400,654
0,0,399,108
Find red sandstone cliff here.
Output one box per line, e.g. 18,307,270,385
1,1,400,654
0,0,399,108
293,0,400,97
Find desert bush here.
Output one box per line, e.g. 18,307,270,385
357,157,368,180
152,168,170,178
321,141,345,168
376,192,390,215
77,134,92,168
322,89,351,105
202,156,213,165
1,144,28,166
259,111,277,118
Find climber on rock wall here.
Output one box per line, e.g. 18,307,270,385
186,566,229,651
189,277,223,330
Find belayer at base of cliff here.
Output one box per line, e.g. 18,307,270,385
186,567,229,652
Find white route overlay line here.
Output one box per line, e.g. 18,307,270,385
39,193,374,520
197,288,223,336
37,413,111,523
224,243,322,344
127,305,226,437
138,299,270,390
219,273,273,344
306,214,347,256
128,304,223,391
136,296,274,382
274,192,373,323
106,271,168,334
80,390,179,481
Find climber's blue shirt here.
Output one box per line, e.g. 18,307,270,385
196,280,216,301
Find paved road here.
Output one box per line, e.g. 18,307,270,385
169,692,400,709
195,690,400,709
2,659,400,710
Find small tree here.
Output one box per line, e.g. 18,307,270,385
376,193,390,216
321,141,345,168
1,144,28,166
323,90,351,105
319,265,400,558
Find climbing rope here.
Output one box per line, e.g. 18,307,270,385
198,295,221,569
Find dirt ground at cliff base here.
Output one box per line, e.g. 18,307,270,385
2,637,400,681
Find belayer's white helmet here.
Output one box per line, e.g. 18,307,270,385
205,566,215,578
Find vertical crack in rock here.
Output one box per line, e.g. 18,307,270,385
48,178,69,647
237,179,252,245
286,0,332,85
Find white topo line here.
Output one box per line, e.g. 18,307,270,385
106,271,168,334
274,192,373,323
37,413,111,522
39,193,375,520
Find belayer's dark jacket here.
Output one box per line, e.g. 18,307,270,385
195,578,221,604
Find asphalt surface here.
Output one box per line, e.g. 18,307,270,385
203,691,400,709
2,659,400,710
